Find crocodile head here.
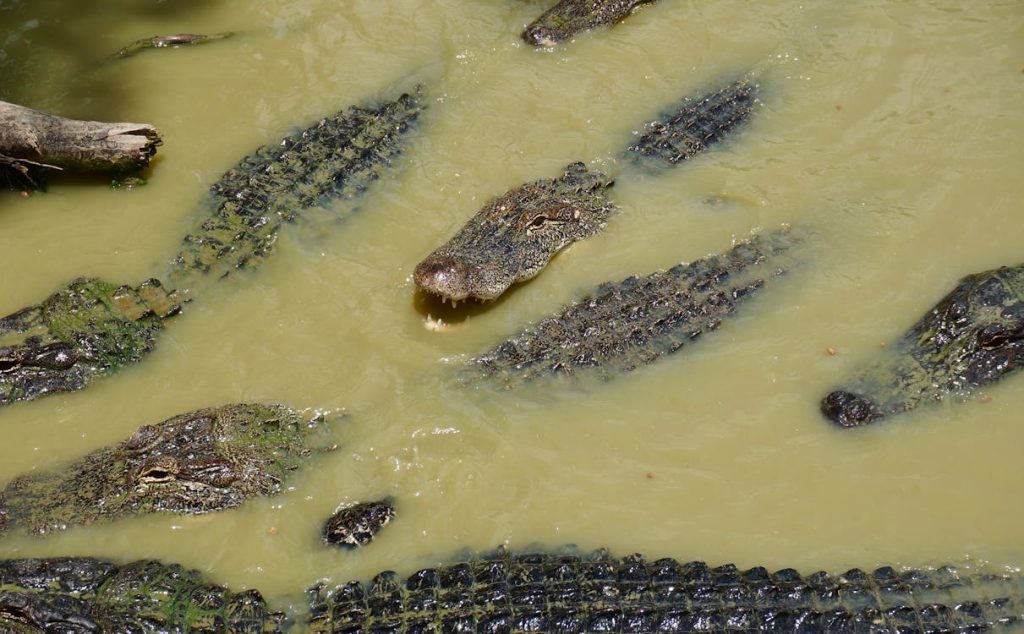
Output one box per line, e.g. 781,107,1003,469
0,403,331,533
522,0,657,46
822,265,1024,427
414,163,615,303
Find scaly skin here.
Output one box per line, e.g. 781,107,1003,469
522,0,658,46
822,264,1024,427
0,278,180,406
0,403,331,534
414,163,615,302
307,546,1024,632
467,229,798,387
413,81,758,304
0,557,282,633
169,89,424,290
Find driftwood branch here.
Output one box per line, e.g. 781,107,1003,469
0,100,161,175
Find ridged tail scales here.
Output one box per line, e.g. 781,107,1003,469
0,278,181,406
306,547,1024,633
465,228,800,387
168,88,425,289
627,80,759,168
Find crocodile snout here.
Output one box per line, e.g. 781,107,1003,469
522,24,559,47
414,254,473,302
821,390,884,428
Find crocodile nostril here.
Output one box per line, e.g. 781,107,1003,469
413,255,470,300
821,390,884,428
522,25,558,47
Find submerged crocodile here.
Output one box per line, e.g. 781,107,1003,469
0,557,282,633
322,498,396,549
4,547,1022,632
114,32,235,59
522,0,659,47
0,89,423,407
466,228,799,386
414,80,758,304
822,264,1024,427
0,403,330,534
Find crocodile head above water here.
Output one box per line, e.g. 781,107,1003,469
822,264,1024,427
0,403,331,534
522,0,659,46
413,162,615,303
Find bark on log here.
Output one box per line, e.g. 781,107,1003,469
0,100,160,175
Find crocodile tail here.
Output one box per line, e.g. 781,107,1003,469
626,80,759,167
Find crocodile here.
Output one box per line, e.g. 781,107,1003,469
4,547,1022,632
466,228,799,387
307,546,1024,632
821,264,1024,427
322,498,396,549
0,557,282,633
414,80,758,304
0,403,331,535
0,278,181,406
522,0,659,47
0,88,423,408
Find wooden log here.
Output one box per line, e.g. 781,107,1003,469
0,100,160,177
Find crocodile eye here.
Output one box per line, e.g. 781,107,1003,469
976,323,1018,350
528,216,549,229
138,467,176,483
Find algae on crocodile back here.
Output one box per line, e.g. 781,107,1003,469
0,403,333,535
168,88,425,291
0,277,181,407
822,264,1024,427
0,557,284,633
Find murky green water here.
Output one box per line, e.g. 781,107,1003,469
1,0,1023,615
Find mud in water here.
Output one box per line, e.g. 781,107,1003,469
0,0,1022,611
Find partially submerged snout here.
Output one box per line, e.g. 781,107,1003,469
821,264,1024,427
413,254,477,303
413,163,615,303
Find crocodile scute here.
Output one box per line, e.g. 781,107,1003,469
821,263,1024,427
0,557,283,633
0,403,329,535
306,546,1024,633
467,228,799,386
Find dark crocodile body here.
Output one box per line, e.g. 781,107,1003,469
822,264,1024,427
0,403,330,534
414,81,758,303
467,229,797,386
306,547,1024,633
322,498,396,549
169,89,424,289
0,557,282,633
0,278,180,406
114,32,235,59
522,0,658,46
